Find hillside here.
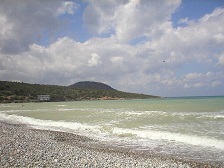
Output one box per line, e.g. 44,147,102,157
0,81,160,103
69,81,115,91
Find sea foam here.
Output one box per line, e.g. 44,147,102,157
1,109,224,151
112,127,224,150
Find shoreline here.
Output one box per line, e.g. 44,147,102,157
0,96,161,104
0,121,223,167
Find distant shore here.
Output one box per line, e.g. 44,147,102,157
0,81,160,104
0,121,223,167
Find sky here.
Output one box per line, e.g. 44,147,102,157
0,0,224,97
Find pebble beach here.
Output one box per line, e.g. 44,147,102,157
0,121,223,168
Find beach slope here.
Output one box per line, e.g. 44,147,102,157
0,121,222,167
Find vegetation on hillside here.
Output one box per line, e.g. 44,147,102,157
69,81,116,91
0,81,160,103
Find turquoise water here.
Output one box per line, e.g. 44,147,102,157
0,96,224,162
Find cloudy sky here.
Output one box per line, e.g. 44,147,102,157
0,0,224,97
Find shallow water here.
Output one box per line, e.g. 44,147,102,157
0,96,224,162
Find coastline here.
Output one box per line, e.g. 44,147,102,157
0,121,223,168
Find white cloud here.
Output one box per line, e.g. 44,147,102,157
141,7,224,73
83,0,120,34
213,33,224,44
178,17,189,24
185,73,203,79
115,0,181,42
88,53,102,66
0,0,74,54
212,81,222,87
182,72,223,89
0,36,136,85
194,82,205,88
218,55,224,65
0,15,14,38
57,1,78,15
84,0,181,42
110,57,123,64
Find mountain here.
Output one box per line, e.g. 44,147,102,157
69,81,116,91
0,81,160,103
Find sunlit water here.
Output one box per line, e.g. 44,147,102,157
0,96,224,162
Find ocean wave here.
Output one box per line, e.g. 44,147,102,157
1,111,224,151
112,127,224,150
0,113,101,136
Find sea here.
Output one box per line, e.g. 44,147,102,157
0,96,224,163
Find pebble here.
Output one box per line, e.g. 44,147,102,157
0,121,223,168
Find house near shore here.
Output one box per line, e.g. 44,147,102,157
37,95,50,101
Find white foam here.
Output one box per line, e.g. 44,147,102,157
0,113,101,136
119,110,166,117
0,109,33,113
214,115,224,119
1,111,224,151
196,112,224,120
57,105,66,107
0,104,12,108
112,127,224,150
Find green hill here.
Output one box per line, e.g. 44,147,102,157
0,81,160,103
69,81,116,91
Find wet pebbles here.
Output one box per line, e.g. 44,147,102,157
0,121,223,168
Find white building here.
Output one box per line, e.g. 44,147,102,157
37,95,50,101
